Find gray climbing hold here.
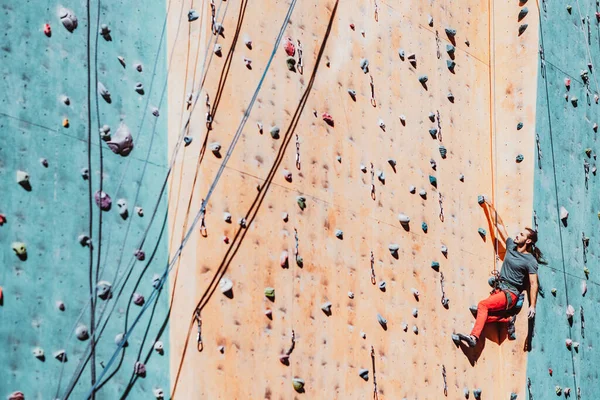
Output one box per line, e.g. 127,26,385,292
96,280,112,300
377,313,387,327
378,281,386,290
430,159,437,169
286,56,296,71
439,145,447,158
516,154,524,163
377,170,385,181
75,324,89,341
99,24,111,40
445,28,457,37
399,115,406,124
99,124,111,141
118,56,126,67
459,173,465,181
398,213,410,224
418,75,428,84
116,199,128,219
61,95,70,105
359,58,369,73
154,341,164,354
239,217,247,228
292,378,305,392
517,121,524,130
214,22,224,36
219,277,233,294
153,388,165,399
447,92,455,102
188,9,200,21
134,361,146,376
402,323,408,331
359,368,369,380
464,388,470,398
560,206,569,222
98,82,111,102
297,196,307,210
151,107,160,117
133,293,145,306
321,301,332,315
107,123,134,156
335,229,343,239
40,158,48,167
54,349,67,362
412,325,418,334
135,82,144,94
360,331,366,339
378,119,386,130
94,191,112,211
441,245,448,255
518,24,528,36
59,8,78,32
115,333,128,347
336,155,342,163
270,126,280,139
428,112,436,122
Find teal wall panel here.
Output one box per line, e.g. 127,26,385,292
530,0,600,397
1,0,171,398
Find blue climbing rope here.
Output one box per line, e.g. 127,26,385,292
81,0,297,396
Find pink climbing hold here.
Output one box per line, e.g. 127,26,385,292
596,11,600,21
94,191,112,211
283,37,295,57
132,293,145,306
8,392,24,400
280,250,289,267
133,361,146,376
564,77,571,88
322,112,334,126
43,24,52,37
134,249,146,261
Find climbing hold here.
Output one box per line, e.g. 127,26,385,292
379,281,386,291
477,195,485,205
297,196,307,210
359,368,369,380
151,107,160,117
61,95,70,105
292,378,305,392
398,213,410,224
418,75,428,84
56,301,65,311
321,301,332,315
99,125,111,141
53,349,67,362
441,245,448,255
431,261,440,271
214,44,222,56
99,24,111,40
459,173,465,182
282,169,292,182
107,123,134,156
16,170,30,188
12,242,27,259
447,92,455,102
348,89,357,100
429,175,437,187
335,229,343,239
430,159,437,171
360,164,367,173
516,154,524,163
348,291,354,299
59,8,78,32
264,287,275,299
551,288,557,295
336,156,342,163
421,222,428,232
33,347,44,359
478,228,486,237
98,82,111,102
473,388,482,399
75,325,89,341
43,23,52,37
243,35,252,48
560,206,569,221
510,392,518,400
94,191,112,211
412,325,418,334
402,323,408,332
280,251,289,268
573,341,579,350
517,122,524,130
282,212,288,222
439,146,447,158
377,313,387,327
518,7,528,20
565,338,572,348
518,24,528,36
377,170,385,182
447,60,456,71
463,388,470,398
96,281,112,300
571,96,578,106
412,308,418,317
152,274,161,289
135,82,144,94
445,28,457,37
8,392,25,400
39,158,48,168
428,15,434,26
153,388,165,399
264,309,272,318
388,243,400,255
210,142,221,154
238,217,247,228
118,56,126,67
408,53,416,65
399,115,406,124
322,113,334,126
446,44,455,54
132,293,145,306
219,277,233,294
135,206,144,217
564,388,571,396
398,49,405,60
359,58,369,73
585,148,592,157
409,185,416,193
566,305,575,319
283,37,295,56
214,22,224,36
411,288,420,299
134,361,146,377
360,331,366,339
555,386,562,395
188,9,199,21
286,56,296,71
270,126,280,139
62,118,70,128
388,159,397,168
115,333,128,347
134,63,143,72
582,281,587,296
218,345,225,354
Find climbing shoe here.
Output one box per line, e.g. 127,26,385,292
507,315,517,340
454,333,478,348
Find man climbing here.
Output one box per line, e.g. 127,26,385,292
454,200,546,348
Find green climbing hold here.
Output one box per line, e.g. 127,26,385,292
429,175,437,187
555,386,562,395
516,154,524,163
431,261,440,270
264,287,275,299
421,222,428,232
478,228,486,237
551,288,557,295
566,5,572,13
292,378,305,392
297,196,306,210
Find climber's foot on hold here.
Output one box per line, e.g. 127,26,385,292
454,333,478,348
507,315,517,340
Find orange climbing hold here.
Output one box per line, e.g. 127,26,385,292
283,37,295,57
62,118,69,128
44,23,52,37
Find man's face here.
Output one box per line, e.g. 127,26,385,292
515,229,531,246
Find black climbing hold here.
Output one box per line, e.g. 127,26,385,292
518,7,529,21
98,82,111,103
518,24,528,36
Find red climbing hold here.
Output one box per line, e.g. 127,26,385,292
322,112,334,126
44,23,51,37
283,37,295,57
549,368,553,376
223,236,230,244
564,78,571,88
0,214,6,226
350,23,355,30
596,12,600,21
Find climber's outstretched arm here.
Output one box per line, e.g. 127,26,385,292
484,200,509,243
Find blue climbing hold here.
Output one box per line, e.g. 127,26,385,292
478,228,486,237
421,222,428,232
517,122,523,130
419,75,428,83
183,136,193,146
429,128,438,138
445,28,457,37
447,60,456,71
429,175,437,187
446,44,455,54
516,154,524,163
431,261,440,271
439,145,447,158
477,195,485,205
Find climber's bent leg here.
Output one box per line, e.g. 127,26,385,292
470,289,515,340
485,315,511,324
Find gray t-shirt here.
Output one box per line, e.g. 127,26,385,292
499,237,538,295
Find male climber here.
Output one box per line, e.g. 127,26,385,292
454,200,546,348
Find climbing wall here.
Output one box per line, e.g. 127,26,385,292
166,0,542,399
0,1,171,399
528,0,600,398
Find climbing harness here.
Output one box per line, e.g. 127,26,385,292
370,251,376,285
370,163,376,200
440,272,449,307
442,364,448,396
435,31,441,59
195,310,203,352
438,192,444,222
295,133,301,170
370,75,376,107
370,346,378,399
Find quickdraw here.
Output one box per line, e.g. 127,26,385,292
536,133,542,168
438,192,444,222
370,163,376,200
371,346,378,399
297,40,303,75
370,75,376,107
370,251,376,285
295,134,301,170
195,310,203,352
442,364,447,396
206,93,213,130
435,31,441,59
436,110,442,142
581,306,585,338
440,272,449,307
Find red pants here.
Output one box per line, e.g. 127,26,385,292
470,288,517,339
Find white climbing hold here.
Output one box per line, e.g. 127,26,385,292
441,245,448,254
582,280,587,296
135,82,144,93
402,323,408,331
378,118,386,130
348,291,354,299
566,305,575,319
16,170,29,185
243,35,252,48
214,43,222,56
115,333,128,346
409,185,416,193
99,24,111,39
219,277,233,294
560,206,569,221
398,213,410,224
54,349,67,362
135,206,144,217
118,56,126,67
32,347,44,359
116,199,128,217
223,212,232,223
360,164,367,173
99,124,111,141
151,107,160,117
153,388,165,399
358,368,369,380
78,234,90,246
412,308,418,317
210,142,222,152
56,300,66,311
96,280,112,300
411,288,419,299
419,189,427,197
61,95,70,105
321,301,332,314
98,82,111,101
59,7,78,32
218,345,225,354
360,331,366,339
154,341,164,353
107,123,134,156
134,63,143,72
75,324,89,341
282,212,288,222
412,325,419,334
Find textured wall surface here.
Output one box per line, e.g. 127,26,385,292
166,0,541,399
0,1,170,399
528,0,600,398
